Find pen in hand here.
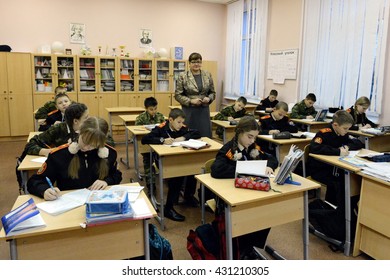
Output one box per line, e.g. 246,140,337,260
45,176,60,199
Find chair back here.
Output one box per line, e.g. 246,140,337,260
204,158,215,174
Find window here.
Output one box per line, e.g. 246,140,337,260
224,0,268,100
299,0,389,114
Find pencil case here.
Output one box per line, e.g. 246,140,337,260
234,174,271,191
86,190,129,214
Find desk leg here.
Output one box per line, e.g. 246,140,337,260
201,183,205,224
364,137,369,149
120,126,130,169
153,154,165,230
276,145,281,164
10,239,17,260
108,113,113,137
307,124,311,132
144,219,150,260
303,190,309,260
225,204,233,260
223,128,226,144
344,170,352,256
21,170,29,194
133,135,140,178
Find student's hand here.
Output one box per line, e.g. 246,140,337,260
266,167,274,176
269,129,280,135
202,97,210,104
306,115,314,119
164,138,174,145
89,180,108,190
173,136,186,142
190,98,203,106
227,116,234,121
339,146,349,156
362,124,372,129
44,187,61,201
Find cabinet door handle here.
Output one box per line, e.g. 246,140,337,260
9,91,12,93
3,90,6,93
9,97,13,100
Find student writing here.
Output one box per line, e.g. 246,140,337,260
347,96,378,130
256,89,279,112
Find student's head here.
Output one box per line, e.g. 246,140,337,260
144,96,158,117
54,86,67,96
78,117,108,152
168,108,186,131
65,102,89,132
271,101,289,120
54,93,71,113
304,93,317,108
234,116,260,149
332,110,354,136
269,89,278,102
234,96,247,112
354,96,371,114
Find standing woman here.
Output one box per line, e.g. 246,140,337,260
175,52,216,137
27,117,122,200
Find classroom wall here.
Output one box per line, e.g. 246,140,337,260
0,0,227,95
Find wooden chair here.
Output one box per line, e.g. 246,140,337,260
200,158,216,224
303,144,324,199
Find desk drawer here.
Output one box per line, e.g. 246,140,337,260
360,226,390,259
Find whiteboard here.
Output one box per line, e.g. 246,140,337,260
267,49,298,84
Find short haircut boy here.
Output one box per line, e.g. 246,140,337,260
54,92,70,103
269,89,278,97
55,86,67,95
144,96,158,108
169,108,186,119
237,96,247,105
306,93,317,102
275,101,288,112
333,110,354,126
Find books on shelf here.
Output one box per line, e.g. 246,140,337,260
274,145,304,184
1,198,46,236
36,188,90,216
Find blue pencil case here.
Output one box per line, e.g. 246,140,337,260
86,190,129,214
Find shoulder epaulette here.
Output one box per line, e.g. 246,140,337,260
47,109,59,116
254,144,264,154
346,108,352,113
319,128,332,133
105,143,116,151
158,122,167,128
225,149,234,160
50,143,69,154
260,115,271,120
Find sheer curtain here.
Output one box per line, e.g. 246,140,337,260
300,0,389,114
224,0,268,99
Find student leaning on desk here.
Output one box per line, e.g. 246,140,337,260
307,110,364,207
27,117,122,201
141,108,201,222
347,96,378,131
38,93,71,132
290,93,318,120
210,116,278,259
34,86,67,120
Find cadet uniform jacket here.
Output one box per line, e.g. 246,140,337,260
34,100,56,120
213,105,248,121
346,106,377,131
135,111,166,125
174,70,216,107
308,125,364,177
256,97,279,111
211,140,278,179
290,100,317,119
259,114,298,135
27,144,122,198
141,121,201,145
38,109,64,131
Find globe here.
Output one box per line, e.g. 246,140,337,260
157,48,169,59
51,41,64,54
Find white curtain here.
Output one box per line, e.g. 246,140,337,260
300,0,389,114
224,0,268,99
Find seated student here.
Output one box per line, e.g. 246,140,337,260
35,86,67,120
141,108,201,222
213,96,250,139
256,89,279,112
211,116,278,259
135,96,166,195
290,93,317,119
38,93,71,131
27,117,122,200
308,110,364,207
259,101,298,135
25,102,89,157
347,96,378,131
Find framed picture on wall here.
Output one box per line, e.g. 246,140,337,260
139,29,152,48
70,23,86,44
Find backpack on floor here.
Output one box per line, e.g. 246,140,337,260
149,223,173,260
187,223,219,260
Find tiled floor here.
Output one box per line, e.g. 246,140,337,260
0,134,370,260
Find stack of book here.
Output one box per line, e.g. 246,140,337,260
85,189,135,226
274,145,304,184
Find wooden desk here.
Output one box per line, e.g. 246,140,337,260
291,119,330,132
195,173,320,259
245,104,257,114
17,155,46,194
348,130,390,152
0,183,157,260
168,105,181,110
211,120,236,143
309,153,363,256
150,137,223,229
257,134,312,164
106,107,145,136
353,173,390,259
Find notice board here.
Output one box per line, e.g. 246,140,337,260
267,49,298,84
